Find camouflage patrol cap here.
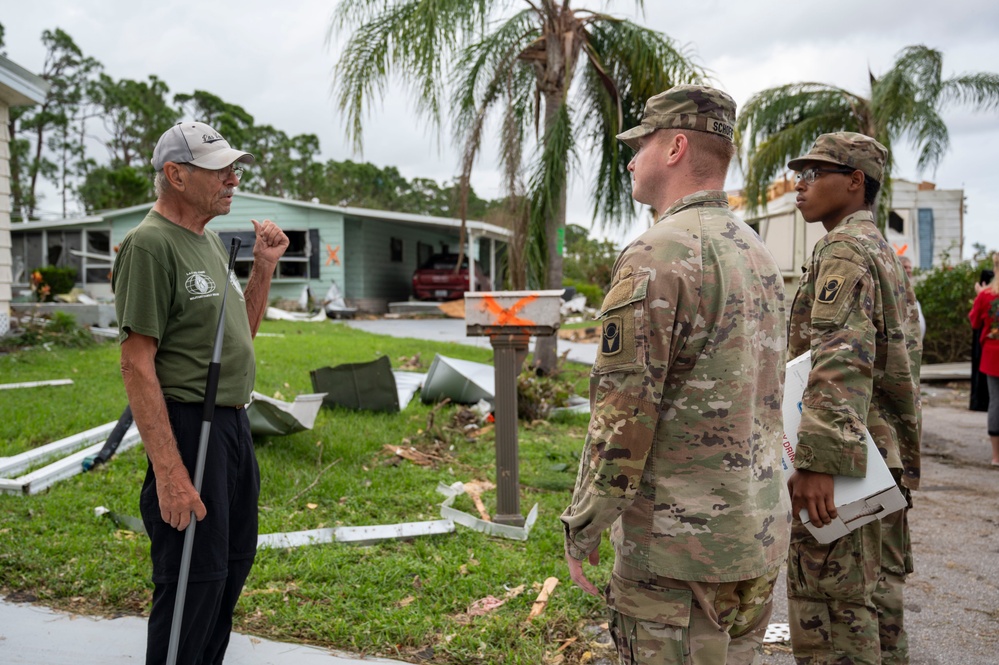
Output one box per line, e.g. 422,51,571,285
788,132,888,184
617,84,736,150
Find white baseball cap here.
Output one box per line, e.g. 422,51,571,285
151,121,254,171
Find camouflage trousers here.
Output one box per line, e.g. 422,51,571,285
606,558,781,664
787,489,913,665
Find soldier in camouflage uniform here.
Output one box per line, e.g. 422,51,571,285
785,133,922,665
561,85,792,665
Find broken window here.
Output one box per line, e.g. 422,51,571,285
888,210,905,234
217,229,311,281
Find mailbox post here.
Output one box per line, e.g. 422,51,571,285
465,290,564,526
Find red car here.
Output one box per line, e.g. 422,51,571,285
412,253,492,301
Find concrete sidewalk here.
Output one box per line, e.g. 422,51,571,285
0,598,403,664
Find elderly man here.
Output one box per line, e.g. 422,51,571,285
112,121,288,665
562,85,791,664
785,132,921,664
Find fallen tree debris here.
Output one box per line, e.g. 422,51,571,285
383,444,440,467
452,584,527,623
461,480,495,521
285,458,342,506
528,577,559,620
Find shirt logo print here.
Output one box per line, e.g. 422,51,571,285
185,272,217,296
602,316,623,356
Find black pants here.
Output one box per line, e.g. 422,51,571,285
972,329,990,412
141,402,259,665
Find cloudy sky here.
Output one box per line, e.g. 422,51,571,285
6,0,999,255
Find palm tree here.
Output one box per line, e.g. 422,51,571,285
737,45,999,227
329,0,703,371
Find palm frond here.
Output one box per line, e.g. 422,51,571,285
451,10,539,144
451,11,538,233
330,0,495,152
737,83,865,150
737,84,859,213
895,99,948,174
576,18,705,229
939,73,999,111
883,46,944,100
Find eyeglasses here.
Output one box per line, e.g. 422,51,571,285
794,167,856,185
212,164,245,181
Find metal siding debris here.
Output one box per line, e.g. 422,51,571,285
257,519,455,549
322,279,357,319
420,355,495,404
0,427,141,496
392,371,425,410
436,481,538,541
310,356,415,412
0,379,74,390
0,420,119,478
552,395,590,415
246,391,327,436
264,307,327,322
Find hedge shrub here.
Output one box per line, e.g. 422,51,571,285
32,265,78,301
914,253,992,364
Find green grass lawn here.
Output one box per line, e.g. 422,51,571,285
0,321,613,664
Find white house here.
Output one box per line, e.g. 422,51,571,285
0,55,49,336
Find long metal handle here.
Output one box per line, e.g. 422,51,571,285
166,237,241,665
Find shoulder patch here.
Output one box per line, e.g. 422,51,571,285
810,257,867,326
817,275,846,304
601,316,623,356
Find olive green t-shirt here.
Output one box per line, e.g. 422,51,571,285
112,210,255,406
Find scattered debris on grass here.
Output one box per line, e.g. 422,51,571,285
310,355,424,412
397,353,423,370
256,518,455,549
382,444,444,467
461,480,495,521
246,391,326,436
2,426,141,496
528,577,559,620
0,378,74,390
452,584,527,623
437,481,539,541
